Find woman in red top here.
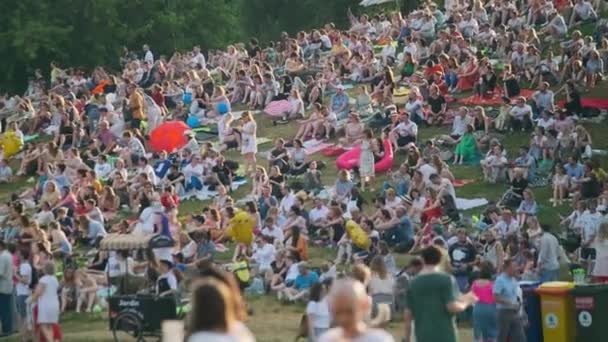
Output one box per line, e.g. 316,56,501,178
160,185,179,210
151,84,168,115
421,188,443,223
456,54,480,92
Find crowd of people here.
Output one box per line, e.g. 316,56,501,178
0,0,607,341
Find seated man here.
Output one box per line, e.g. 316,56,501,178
375,206,415,251
569,0,597,28
330,85,351,120
277,262,319,302
389,113,418,150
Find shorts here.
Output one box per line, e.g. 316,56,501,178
285,280,295,287
224,140,239,150
16,294,28,318
397,135,415,147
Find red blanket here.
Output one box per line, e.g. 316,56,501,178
458,89,535,106
558,98,608,110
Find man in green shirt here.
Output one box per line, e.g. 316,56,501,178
403,246,477,342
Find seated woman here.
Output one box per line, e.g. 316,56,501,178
218,113,241,152
370,67,396,105
473,59,497,98
294,103,323,141
354,85,373,117
453,124,479,165
455,54,479,93
289,139,309,175
516,188,538,227
502,64,521,98
553,164,571,206
426,84,447,126
339,112,364,148
482,144,508,183
585,50,604,88
397,52,418,82
268,138,290,174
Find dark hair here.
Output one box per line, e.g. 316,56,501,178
420,246,443,266
309,283,324,302
187,279,232,336
196,264,247,320
478,261,494,279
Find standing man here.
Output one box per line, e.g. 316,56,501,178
143,44,154,64
0,240,14,337
404,246,477,342
537,224,561,282
494,259,526,342
126,83,145,130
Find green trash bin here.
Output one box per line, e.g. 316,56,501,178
571,284,608,341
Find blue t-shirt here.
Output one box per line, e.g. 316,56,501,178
493,273,519,309
564,162,584,179
399,215,415,242
258,196,278,220
294,271,319,290
154,159,172,179
87,220,107,242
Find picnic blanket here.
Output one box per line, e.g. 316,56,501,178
557,98,608,110
458,89,534,106
302,139,333,155
453,179,476,187
456,198,489,211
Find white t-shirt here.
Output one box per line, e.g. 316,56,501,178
190,52,206,68
510,105,532,120
279,193,296,216
252,243,276,270
319,328,395,342
16,262,32,296
419,164,438,184
404,100,424,121
306,299,331,329
537,117,555,130
144,50,154,64
309,206,330,224
285,263,300,282
574,2,596,20
261,226,284,243
94,162,113,179
451,115,472,136
396,121,418,138
183,163,204,180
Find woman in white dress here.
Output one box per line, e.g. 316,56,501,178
359,129,375,192
240,111,257,176
31,261,60,342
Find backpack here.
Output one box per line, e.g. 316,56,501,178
29,262,39,290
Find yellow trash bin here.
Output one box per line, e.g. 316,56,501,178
535,282,576,342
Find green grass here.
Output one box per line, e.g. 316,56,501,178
4,75,608,341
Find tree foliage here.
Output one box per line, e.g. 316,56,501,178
0,0,408,92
